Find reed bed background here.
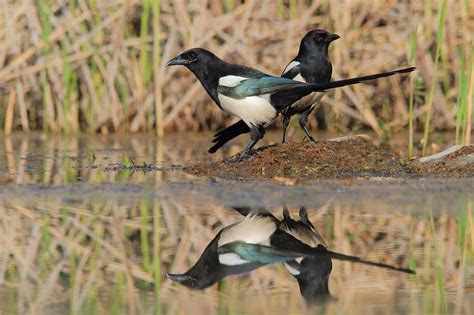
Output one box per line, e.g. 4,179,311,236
0,1,472,146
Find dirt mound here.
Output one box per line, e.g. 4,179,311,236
186,136,474,181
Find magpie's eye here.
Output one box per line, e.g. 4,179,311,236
187,52,197,61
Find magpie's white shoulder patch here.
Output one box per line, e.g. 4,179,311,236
218,253,249,266
284,262,301,276
282,61,300,75
218,75,247,87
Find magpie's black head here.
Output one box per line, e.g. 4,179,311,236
304,29,340,44
166,262,221,290
299,29,339,54
297,253,334,305
167,48,220,70
166,235,222,290
166,271,221,290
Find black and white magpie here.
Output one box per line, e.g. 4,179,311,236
166,207,414,290
167,48,414,161
280,207,333,304
209,29,337,153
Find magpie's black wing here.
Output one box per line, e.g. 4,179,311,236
217,76,307,99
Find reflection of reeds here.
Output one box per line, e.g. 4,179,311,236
0,198,473,313
0,1,471,139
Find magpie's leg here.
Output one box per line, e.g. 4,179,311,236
299,94,325,142
282,115,290,144
237,125,265,162
299,107,316,142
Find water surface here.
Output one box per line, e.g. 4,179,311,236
0,132,472,314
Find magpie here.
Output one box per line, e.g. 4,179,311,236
280,207,333,304
209,29,337,153
166,207,414,290
167,48,414,161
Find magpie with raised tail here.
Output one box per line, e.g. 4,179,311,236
167,48,414,161
166,207,414,290
209,29,337,153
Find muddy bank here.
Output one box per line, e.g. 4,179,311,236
186,136,474,180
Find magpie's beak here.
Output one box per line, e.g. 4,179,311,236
166,55,187,66
166,272,192,283
328,33,340,42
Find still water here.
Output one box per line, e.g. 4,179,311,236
0,132,472,314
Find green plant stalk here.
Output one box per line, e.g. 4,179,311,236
429,209,448,313
38,0,53,132
140,0,152,85
422,0,447,156
290,0,297,20
455,49,467,145
276,0,284,18
223,0,236,12
408,26,418,157
152,0,164,138
140,201,151,273
464,47,474,144
153,199,161,310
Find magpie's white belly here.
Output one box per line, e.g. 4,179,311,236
290,91,325,112
218,214,276,247
218,94,277,126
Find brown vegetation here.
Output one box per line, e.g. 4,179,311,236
0,1,472,136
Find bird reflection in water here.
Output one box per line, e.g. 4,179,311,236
166,207,414,305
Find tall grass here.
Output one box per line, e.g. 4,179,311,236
422,0,447,156
408,26,418,158
0,0,470,138
152,0,164,138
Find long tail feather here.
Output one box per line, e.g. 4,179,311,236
315,248,415,274
272,67,415,111
308,67,415,92
209,120,250,153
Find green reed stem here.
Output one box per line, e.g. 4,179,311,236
429,208,448,313
455,48,467,144
153,199,161,311
152,0,164,137
140,201,151,273
422,0,447,156
408,26,418,157
140,0,152,85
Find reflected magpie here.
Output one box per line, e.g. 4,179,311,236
166,207,414,290
209,29,338,153
167,48,414,161
280,207,333,304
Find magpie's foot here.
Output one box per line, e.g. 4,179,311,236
301,135,316,143
236,152,248,162
224,154,247,164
